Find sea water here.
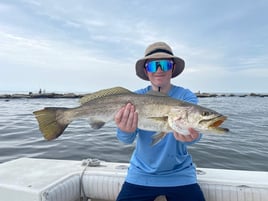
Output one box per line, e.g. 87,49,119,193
0,96,267,171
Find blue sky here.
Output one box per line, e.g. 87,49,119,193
0,0,267,93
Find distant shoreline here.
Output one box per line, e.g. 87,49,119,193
0,92,267,99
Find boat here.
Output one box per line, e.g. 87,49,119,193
0,157,267,201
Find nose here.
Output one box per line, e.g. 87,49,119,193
156,65,163,72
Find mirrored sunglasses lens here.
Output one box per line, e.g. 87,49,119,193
159,60,173,71
146,61,157,72
145,60,173,72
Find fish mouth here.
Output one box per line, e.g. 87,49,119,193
209,115,227,128
200,115,227,128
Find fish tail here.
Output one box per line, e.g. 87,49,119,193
33,107,70,140
151,132,167,145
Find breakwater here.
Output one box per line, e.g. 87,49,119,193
0,92,267,99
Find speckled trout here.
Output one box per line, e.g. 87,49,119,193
33,87,229,143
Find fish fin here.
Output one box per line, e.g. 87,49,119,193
33,107,69,140
146,90,168,96
151,132,167,145
80,87,132,104
89,119,106,129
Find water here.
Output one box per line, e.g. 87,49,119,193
0,97,267,171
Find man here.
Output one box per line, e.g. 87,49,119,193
115,42,206,201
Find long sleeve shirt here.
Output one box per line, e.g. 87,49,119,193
117,85,202,187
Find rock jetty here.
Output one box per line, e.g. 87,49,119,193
0,92,267,99
195,92,268,98
0,92,83,99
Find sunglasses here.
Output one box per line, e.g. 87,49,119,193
145,60,173,73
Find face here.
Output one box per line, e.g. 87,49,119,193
144,59,174,89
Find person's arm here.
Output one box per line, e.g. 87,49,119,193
116,128,137,144
180,88,198,104
115,103,138,144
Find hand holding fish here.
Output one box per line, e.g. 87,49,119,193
173,128,200,142
114,103,138,133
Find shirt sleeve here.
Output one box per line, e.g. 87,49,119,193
180,88,198,104
116,128,137,144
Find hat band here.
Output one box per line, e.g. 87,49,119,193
145,48,174,56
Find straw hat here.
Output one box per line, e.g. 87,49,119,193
135,42,185,80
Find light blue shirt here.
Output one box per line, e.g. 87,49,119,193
117,85,202,187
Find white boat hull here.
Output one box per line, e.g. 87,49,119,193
0,158,267,201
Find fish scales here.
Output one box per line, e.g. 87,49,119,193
33,87,229,143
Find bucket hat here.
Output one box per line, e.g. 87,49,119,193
135,42,185,80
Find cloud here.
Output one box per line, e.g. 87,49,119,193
0,0,267,93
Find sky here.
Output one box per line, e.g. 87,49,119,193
0,0,267,93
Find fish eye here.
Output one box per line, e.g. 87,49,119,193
202,111,211,116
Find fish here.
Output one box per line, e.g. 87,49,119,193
33,87,229,144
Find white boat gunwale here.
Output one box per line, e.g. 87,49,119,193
0,157,267,201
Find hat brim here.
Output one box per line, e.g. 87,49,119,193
135,52,185,81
